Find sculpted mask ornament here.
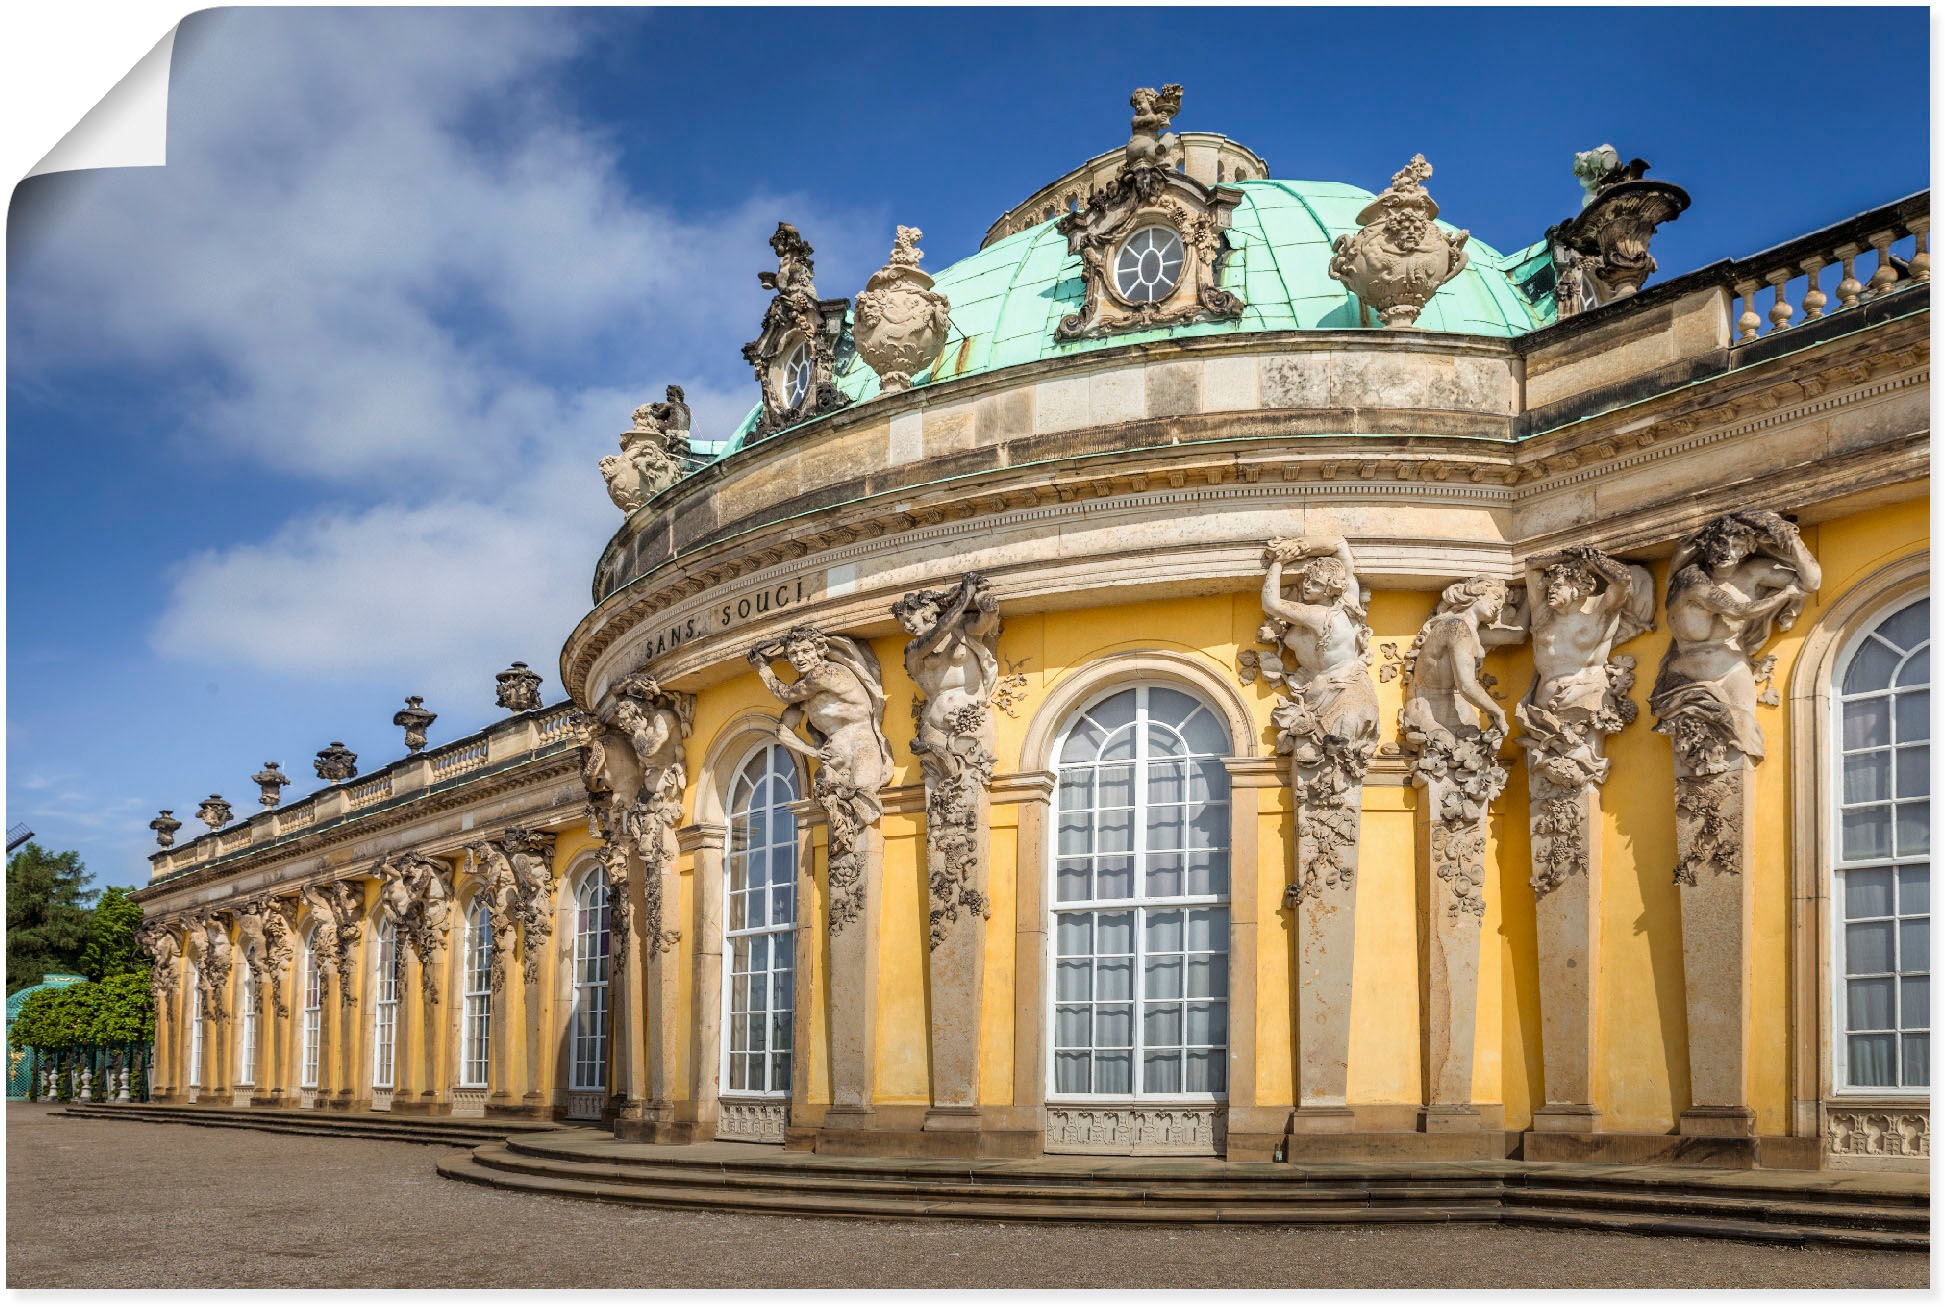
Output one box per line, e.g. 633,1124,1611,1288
602,387,690,514
251,763,290,810
1327,154,1470,329
1553,147,1688,305
1516,547,1655,895
854,226,952,395
894,574,1001,948
393,696,437,754
314,742,358,782
196,795,233,830
495,661,545,713
1243,536,1381,902
1651,511,1820,884
749,625,894,933
149,810,182,849
741,223,852,443
1397,578,1529,918
1055,84,1245,342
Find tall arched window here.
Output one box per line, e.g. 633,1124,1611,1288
1834,594,1930,1091
460,900,492,1088
722,743,799,1099
1050,685,1233,1099
569,872,611,1094
371,919,400,1091
299,930,322,1090
187,962,204,1088
236,958,258,1086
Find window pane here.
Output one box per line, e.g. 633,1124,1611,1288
1055,960,1091,1002
1145,852,1183,899
1055,913,1092,956
1897,803,1930,857
1061,718,1105,764
1901,975,1930,1029
1096,854,1134,901
1844,639,1900,694
1149,759,1186,806
1146,910,1184,953
1096,1004,1133,1048
1055,1004,1090,1048
1098,809,1134,854
1055,859,1090,903
1148,687,1197,729
1848,868,1895,918
1143,1051,1183,1095
1847,920,1895,974
1098,911,1133,955
1187,1001,1228,1047
1899,917,1929,973
1844,698,1890,750
1187,849,1229,898
1843,808,1893,862
1188,802,1228,851
1188,908,1229,951
1187,952,1228,999
1178,709,1231,760
1849,1033,1897,1086
1056,816,1090,856
1097,959,1133,1002
1144,957,1184,1001
1098,765,1135,811
1186,1049,1226,1095
1879,600,1930,651
1147,804,1185,853
1896,746,1930,800
1848,977,1894,1030
1094,1051,1132,1095
1901,1034,1930,1088
1896,647,1929,688
1899,866,1930,915
1089,690,1138,732
1143,1003,1183,1047
1845,751,1892,804
1896,691,1930,743
1054,1052,1090,1094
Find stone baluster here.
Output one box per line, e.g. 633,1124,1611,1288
1765,269,1794,334
1864,229,1900,299
1734,280,1762,342
1800,257,1827,320
1908,218,1929,282
1834,245,1864,309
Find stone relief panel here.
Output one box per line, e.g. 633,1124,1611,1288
716,1097,789,1145
1044,1105,1226,1157
1827,1108,1931,1161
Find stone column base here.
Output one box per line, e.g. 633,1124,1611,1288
1420,1104,1484,1134
387,1096,450,1116
1522,1129,1792,1169
1680,1104,1757,1138
1281,1129,1513,1162
1287,1105,1357,1134
611,1098,710,1144
1532,1103,1603,1133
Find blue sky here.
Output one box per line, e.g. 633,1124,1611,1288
6,6,1930,890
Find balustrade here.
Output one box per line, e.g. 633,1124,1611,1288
346,776,392,805
431,739,491,782
1727,196,1927,346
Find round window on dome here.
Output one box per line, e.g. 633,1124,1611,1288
1112,226,1185,304
781,342,813,410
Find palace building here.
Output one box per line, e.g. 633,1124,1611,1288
131,86,1930,1177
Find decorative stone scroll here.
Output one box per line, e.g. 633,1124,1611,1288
149,810,182,849
895,573,1001,1123
1553,145,1690,306
1244,534,1378,1131
854,226,952,395
375,850,453,1001
1328,154,1470,329
601,388,690,513
250,763,290,810
495,661,545,713
1054,84,1245,342
393,697,437,754
741,223,851,443
300,879,366,1002
196,795,233,830
1396,577,1526,1129
314,742,358,782
1515,546,1654,1133
1651,510,1819,1137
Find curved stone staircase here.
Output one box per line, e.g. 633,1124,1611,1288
440,1128,1929,1250
54,1100,531,1148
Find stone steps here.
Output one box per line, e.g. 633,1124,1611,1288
435,1134,1927,1250
53,1101,531,1147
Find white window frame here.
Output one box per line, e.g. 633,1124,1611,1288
1829,592,1931,1095
299,931,322,1090
236,958,257,1086
371,919,400,1091
569,872,610,1093
187,961,204,1085
720,742,799,1100
460,900,492,1089
1045,680,1233,1104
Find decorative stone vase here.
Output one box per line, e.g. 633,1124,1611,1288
393,696,437,753
1328,155,1470,329
853,227,951,395
149,809,182,848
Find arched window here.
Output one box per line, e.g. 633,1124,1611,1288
1834,594,1930,1091
187,962,204,1087
299,930,322,1090
569,872,611,1093
460,900,492,1088
722,743,799,1098
371,919,400,1091
1050,685,1233,1099
237,958,257,1086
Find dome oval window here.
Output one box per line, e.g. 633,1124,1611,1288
1113,225,1185,304
781,342,813,411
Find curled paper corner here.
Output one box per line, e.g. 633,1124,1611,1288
27,25,178,179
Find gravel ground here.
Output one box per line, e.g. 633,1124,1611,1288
5,1103,1928,1289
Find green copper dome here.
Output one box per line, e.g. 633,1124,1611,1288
723,178,1555,452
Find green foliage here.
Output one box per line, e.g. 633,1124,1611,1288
8,973,153,1052
80,886,147,982
6,843,93,994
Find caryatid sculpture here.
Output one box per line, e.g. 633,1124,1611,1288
1651,510,1819,1137
895,573,1002,1127
300,879,365,1002
192,911,233,1022
1513,545,1654,1133
502,826,560,985
138,919,183,1012
748,625,895,933
260,895,297,1016
1252,534,1379,1133
604,677,696,956
376,850,452,1001
1396,577,1527,1133
750,623,894,1128
462,838,521,994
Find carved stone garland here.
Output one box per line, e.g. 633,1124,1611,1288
1513,546,1654,1133
741,223,852,443
1649,510,1819,1138
1054,84,1245,342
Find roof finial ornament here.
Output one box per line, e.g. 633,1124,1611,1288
251,762,290,810
393,696,437,754
854,226,952,396
1552,147,1688,309
741,222,852,442
602,386,688,513
1126,84,1183,172
1328,154,1471,329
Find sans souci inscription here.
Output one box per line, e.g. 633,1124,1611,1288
634,576,814,663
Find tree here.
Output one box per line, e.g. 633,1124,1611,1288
80,886,147,982
6,843,92,994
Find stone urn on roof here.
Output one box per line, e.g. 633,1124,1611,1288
393,696,437,754
853,226,952,395
1327,154,1470,329
149,810,182,849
